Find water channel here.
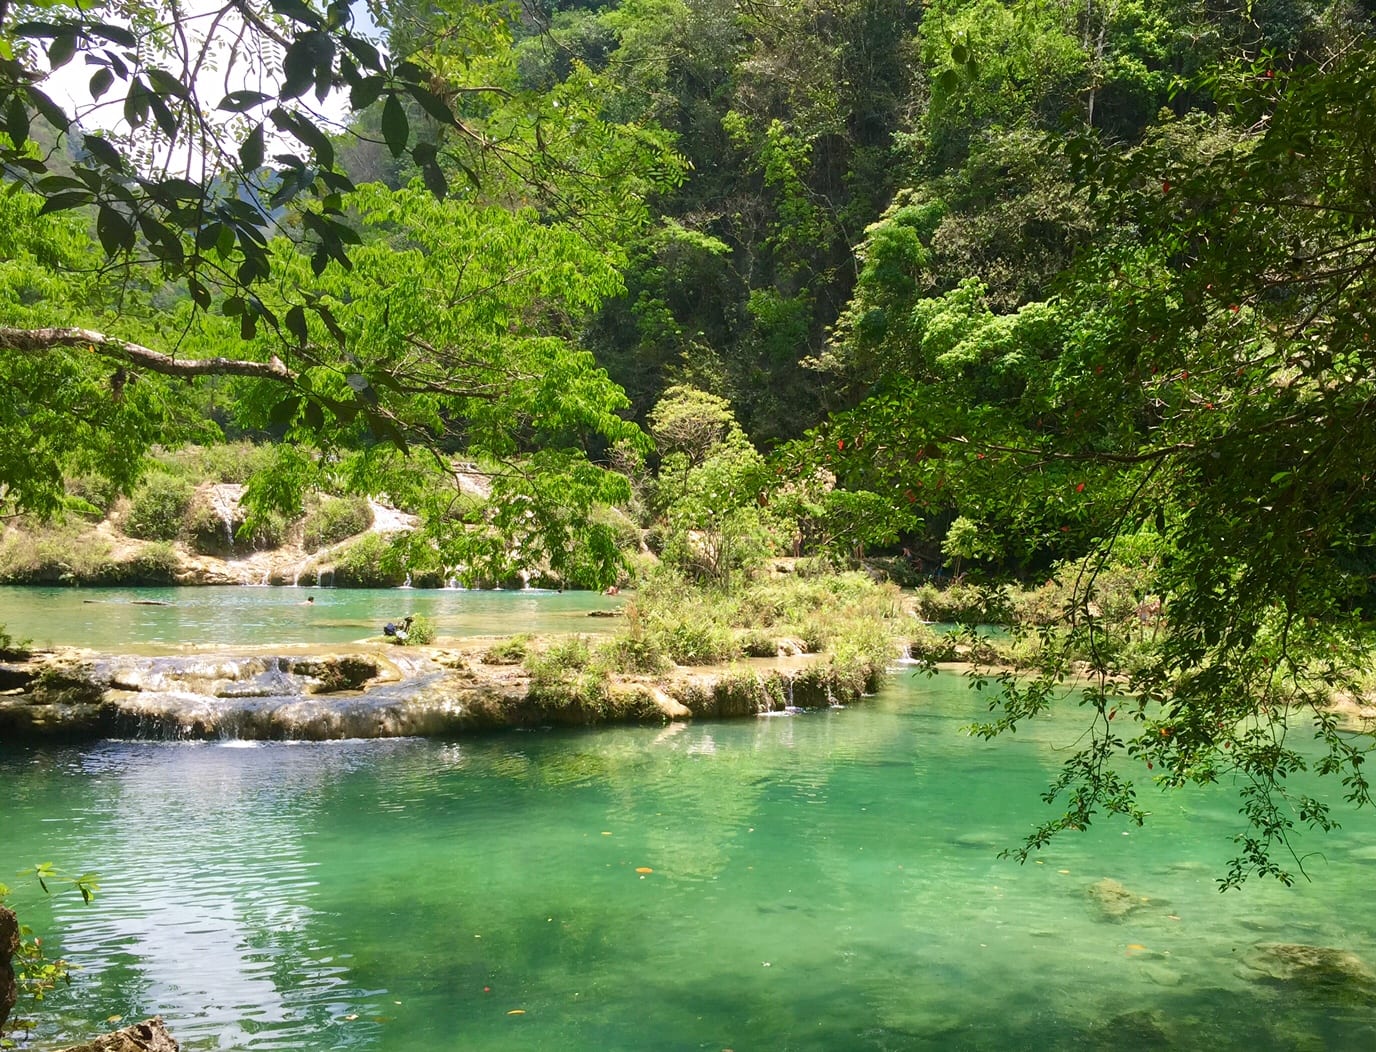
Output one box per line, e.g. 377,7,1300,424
3,589,1376,1049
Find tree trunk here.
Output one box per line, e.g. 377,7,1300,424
0,904,18,1032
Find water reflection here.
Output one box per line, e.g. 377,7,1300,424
3,674,1376,1050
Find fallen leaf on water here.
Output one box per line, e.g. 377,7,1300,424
601,831,612,836
343,1014,358,1021
508,1009,526,1016
636,867,654,874
107,1016,123,1024
1058,869,1070,875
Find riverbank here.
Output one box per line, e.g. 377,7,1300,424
0,636,882,742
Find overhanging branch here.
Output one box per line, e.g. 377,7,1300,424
0,327,293,382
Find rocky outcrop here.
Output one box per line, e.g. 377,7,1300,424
1,904,18,1032
0,645,870,742
54,1016,179,1052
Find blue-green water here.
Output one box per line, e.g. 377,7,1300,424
4,672,1376,1050
0,586,620,651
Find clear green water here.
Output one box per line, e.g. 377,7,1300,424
0,585,620,651
4,672,1376,1050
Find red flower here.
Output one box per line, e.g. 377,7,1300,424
1162,180,1171,193
1075,482,1085,493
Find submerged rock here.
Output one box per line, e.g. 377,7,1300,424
1086,877,1150,922
1236,942,1376,997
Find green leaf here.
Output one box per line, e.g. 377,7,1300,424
123,79,149,127
420,161,447,199
88,67,116,102
382,93,408,157
47,31,77,70
27,88,71,132
935,68,961,94
270,0,322,28
315,303,347,345
239,124,264,171
269,396,301,426
147,68,191,100
148,93,178,138
281,35,319,100
37,190,92,215
82,134,122,170
304,399,325,431
270,108,335,170
96,206,134,256
285,305,309,344
218,90,273,112
341,35,382,70
406,85,457,127
88,23,137,47
188,277,211,310
5,96,30,146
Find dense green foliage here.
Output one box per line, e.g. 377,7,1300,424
3,0,1376,885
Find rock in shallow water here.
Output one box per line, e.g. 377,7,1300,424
1086,877,1150,922
1236,942,1376,996
54,1016,179,1052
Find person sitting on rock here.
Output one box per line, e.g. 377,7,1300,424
384,615,414,643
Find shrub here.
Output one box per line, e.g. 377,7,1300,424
483,635,530,664
0,623,31,659
303,496,375,552
332,533,407,587
191,441,278,484
0,524,118,583
124,473,193,541
910,582,1009,624
64,474,121,518
401,614,436,646
124,542,181,583
525,636,614,717
596,605,670,673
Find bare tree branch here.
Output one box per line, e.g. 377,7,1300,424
0,327,292,382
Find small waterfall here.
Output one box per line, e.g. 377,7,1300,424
401,572,413,589
205,483,246,554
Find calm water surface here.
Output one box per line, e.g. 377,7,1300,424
0,586,619,651
4,670,1376,1050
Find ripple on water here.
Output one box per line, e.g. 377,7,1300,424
6,676,1376,1051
